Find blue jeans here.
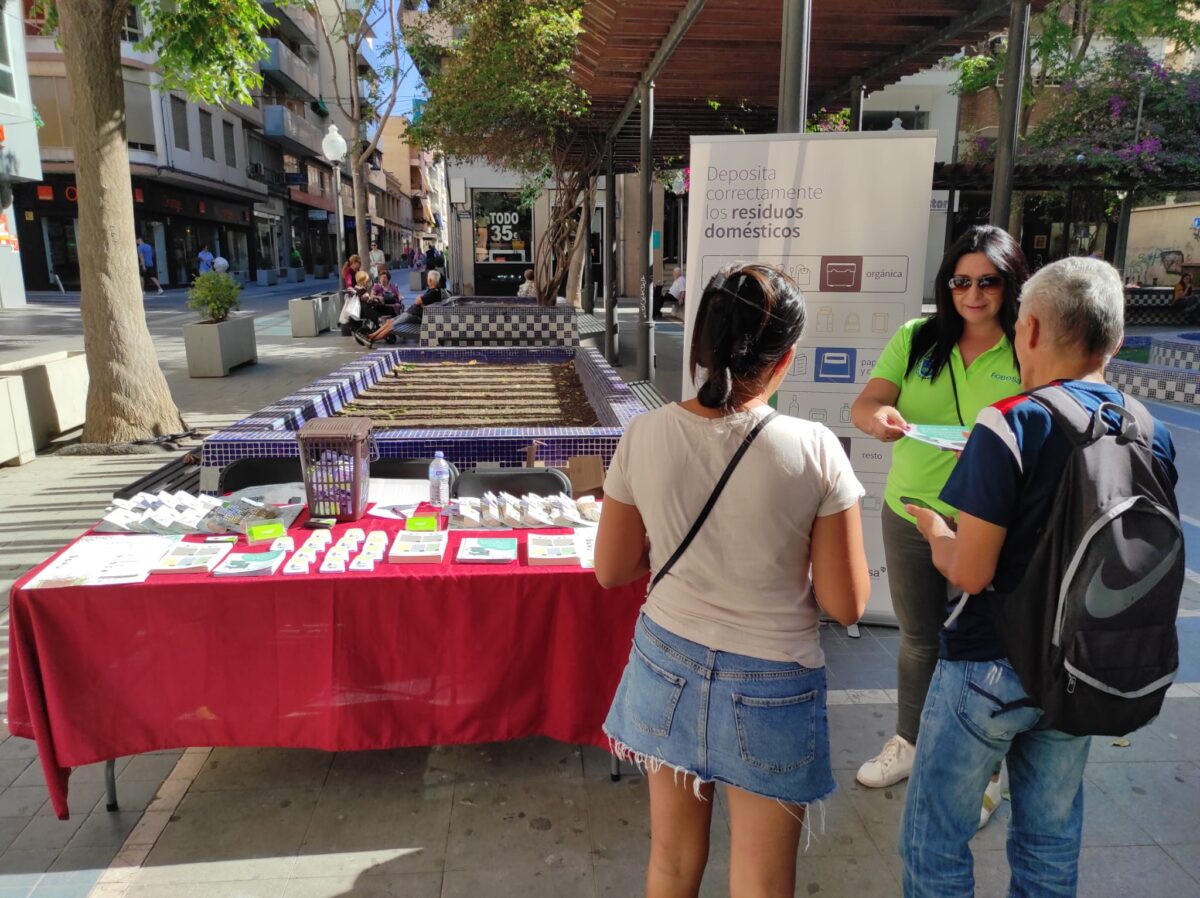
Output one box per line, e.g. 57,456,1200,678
899,659,1091,898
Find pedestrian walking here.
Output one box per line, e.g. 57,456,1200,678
136,237,164,295
368,241,386,279
197,245,215,274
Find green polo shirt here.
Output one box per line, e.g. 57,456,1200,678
871,317,1021,523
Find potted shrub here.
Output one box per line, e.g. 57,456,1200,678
182,272,258,377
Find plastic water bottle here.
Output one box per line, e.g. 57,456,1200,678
428,452,451,508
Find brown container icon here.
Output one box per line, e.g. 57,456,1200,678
819,256,864,292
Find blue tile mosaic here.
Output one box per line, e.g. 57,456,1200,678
199,345,648,491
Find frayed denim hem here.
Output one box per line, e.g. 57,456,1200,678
604,731,834,852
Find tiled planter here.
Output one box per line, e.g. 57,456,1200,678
199,346,648,493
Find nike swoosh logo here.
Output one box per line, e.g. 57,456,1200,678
1084,541,1181,619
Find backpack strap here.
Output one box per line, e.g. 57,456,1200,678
1030,384,1154,451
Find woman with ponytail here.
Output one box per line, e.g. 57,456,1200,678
595,263,870,898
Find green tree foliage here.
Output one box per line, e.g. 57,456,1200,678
407,0,590,174
406,0,599,304
1022,43,1200,188
951,0,1200,135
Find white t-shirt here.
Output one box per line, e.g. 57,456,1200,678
604,403,864,667
669,275,686,301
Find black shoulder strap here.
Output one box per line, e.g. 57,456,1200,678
648,410,778,595
1030,384,1153,450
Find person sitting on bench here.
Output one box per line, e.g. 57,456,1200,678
356,270,444,347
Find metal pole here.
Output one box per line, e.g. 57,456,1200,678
637,80,654,381
989,0,1031,230
848,76,864,131
777,0,812,132
604,146,619,365
1113,88,1144,274
333,160,346,275
581,198,594,314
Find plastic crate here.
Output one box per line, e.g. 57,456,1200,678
297,417,376,521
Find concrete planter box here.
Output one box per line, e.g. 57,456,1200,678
256,268,279,287
286,267,306,283
289,295,331,337
0,376,35,465
183,315,258,377
408,269,423,291
313,264,328,278
0,350,89,449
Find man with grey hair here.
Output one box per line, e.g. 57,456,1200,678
897,256,1177,897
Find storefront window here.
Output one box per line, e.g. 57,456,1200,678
472,190,531,263
472,190,532,295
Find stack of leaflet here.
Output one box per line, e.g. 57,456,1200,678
212,548,289,577
527,531,598,568
152,542,233,574
456,537,519,564
97,492,302,536
447,494,601,530
388,531,450,564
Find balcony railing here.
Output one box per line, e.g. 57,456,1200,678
261,0,318,51
261,38,318,100
262,105,323,157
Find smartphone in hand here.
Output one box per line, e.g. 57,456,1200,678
899,496,958,532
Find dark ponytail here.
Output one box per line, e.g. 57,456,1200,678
690,263,806,411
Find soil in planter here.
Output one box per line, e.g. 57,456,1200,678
337,361,601,428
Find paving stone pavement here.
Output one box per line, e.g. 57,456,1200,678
0,293,1197,896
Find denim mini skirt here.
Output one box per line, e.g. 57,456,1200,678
604,614,835,805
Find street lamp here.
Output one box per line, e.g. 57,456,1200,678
322,124,349,277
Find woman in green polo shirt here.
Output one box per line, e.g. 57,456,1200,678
850,225,1028,804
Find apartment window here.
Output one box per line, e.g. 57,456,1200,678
120,7,141,43
124,78,156,151
199,110,215,160
222,120,236,168
170,97,189,151
0,15,16,98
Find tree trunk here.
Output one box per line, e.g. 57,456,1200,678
564,178,596,308
58,0,186,442
351,152,370,263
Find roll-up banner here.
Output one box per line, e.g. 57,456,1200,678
683,132,938,625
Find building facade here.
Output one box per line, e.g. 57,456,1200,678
0,0,44,308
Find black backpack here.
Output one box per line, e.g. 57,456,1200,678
990,385,1184,737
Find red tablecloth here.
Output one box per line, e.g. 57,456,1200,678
8,520,646,818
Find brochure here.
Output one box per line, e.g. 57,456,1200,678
388,531,449,564
574,531,597,570
153,541,233,574
456,537,519,564
527,534,582,567
26,534,181,589
211,549,288,577
903,424,972,452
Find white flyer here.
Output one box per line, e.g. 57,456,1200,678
25,535,182,589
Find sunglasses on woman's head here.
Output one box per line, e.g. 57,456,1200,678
948,275,1004,292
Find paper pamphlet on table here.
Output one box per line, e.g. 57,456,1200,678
153,542,233,574
456,537,519,564
212,549,289,577
902,424,972,452
96,494,301,536
575,531,596,569
387,531,449,564
446,494,601,530
25,534,182,589
368,479,430,506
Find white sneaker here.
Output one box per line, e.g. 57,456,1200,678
978,776,1004,829
856,735,915,788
